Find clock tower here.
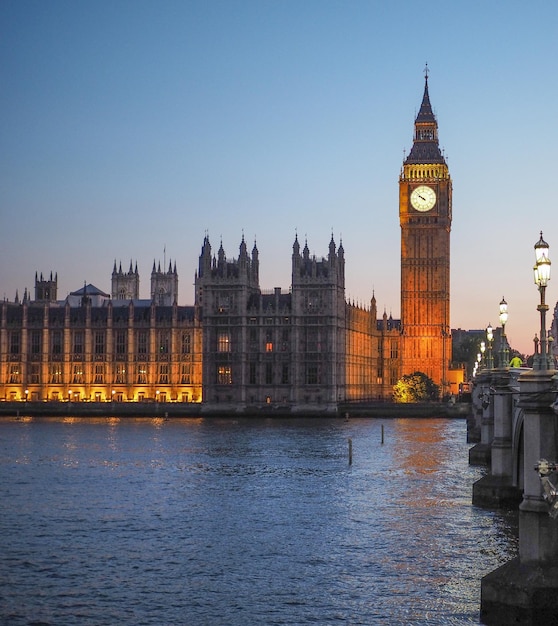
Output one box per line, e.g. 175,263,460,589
399,69,452,393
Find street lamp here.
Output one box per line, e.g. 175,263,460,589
533,231,553,370
499,296,510,367
486,323,494,369
480,341,486,369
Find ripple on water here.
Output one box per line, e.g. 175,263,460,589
0,417,517,625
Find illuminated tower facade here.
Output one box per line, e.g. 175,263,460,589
399,70,452,392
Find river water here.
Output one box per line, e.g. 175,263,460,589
0,416,517,625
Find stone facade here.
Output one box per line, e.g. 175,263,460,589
0,234,402,408
0,273,202,404
195,234,400,412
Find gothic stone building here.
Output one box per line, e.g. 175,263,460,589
0,73,469,408
195,235,400,412
0,234,400,409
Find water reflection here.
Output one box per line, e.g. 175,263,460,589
0,416,517,625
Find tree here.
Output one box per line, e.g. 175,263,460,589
393,371,440,403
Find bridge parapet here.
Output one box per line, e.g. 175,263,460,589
480,367,558,624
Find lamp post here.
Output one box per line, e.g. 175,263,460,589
486,323,494,369
499,296,509,367
480,341,486,369
533,231,553,370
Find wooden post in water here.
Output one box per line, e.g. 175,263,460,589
348,438,353,465
381,424,384,444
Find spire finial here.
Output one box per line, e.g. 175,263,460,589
424,62,429,82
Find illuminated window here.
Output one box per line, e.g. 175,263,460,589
158,363,169,384
30,364,40,384
218,332,231,353
94,364,105,383
72,365,84,384
181,364,191,384
114,364,126,384
218,366,232,385
9,365,20,383
136,363,147,384
50,365,62,384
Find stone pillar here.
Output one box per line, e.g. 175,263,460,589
467,379,482,443
491,369,514,477
472,369,522,508
469,371,493,465
481,368,558,624
518,370,558,562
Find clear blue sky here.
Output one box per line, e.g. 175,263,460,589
1,0,557,356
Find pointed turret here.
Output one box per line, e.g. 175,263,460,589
404,67,445,165
239,234,248,257
251,239,259,283
328,233,336,261
293,233,300,256
198,235,212,277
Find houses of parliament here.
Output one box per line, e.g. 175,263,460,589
0,75,465,411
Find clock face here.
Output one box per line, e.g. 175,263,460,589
410,185,436,212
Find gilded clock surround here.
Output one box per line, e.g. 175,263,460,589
410,185,437,212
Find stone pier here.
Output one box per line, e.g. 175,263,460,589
469,370,493,466
472,368,523,508
480,368,558,625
